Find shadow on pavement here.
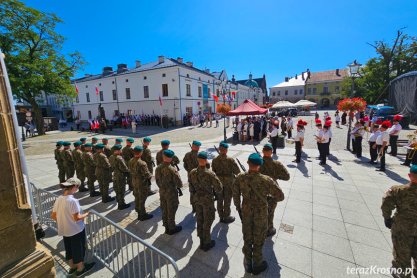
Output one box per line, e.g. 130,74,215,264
322,164,344,181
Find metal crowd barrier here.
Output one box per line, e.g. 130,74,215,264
31,183,180,278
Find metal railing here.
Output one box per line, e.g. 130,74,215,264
31,183,180,278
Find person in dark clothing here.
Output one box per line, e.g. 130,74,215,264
254,119,261,141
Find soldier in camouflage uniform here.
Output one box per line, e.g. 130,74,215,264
155,150,183,235
62,141,75,179
82,143,100,197
91,137,98,154
189,151,223,251
381,165,417,278
72,141,88,192
233,153,285,275
80,137,87,152
141,137,157,195
94,143,115,203
260,143,290,236
111,138,123,155
212,141,240,223
156,140,180,167
54,141,66,183
102,138,112,158
109,144,130,210
122,138,135,191
128,146,153,220
183,140,210,212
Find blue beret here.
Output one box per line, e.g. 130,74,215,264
113,144,123,150
127,138,134,143
62,141,71,147
192,140,202,146
92,137,98,141
248,153,264,166
80,137,87,141
163,149,175,158
143,137,152,143
84,143,93,147
73,141,82,147
133,146,143,152
115,138,123,143
263,143,273,150
219,141,229,149
198,151,208,159
56,141,63,146
161,140,170,145
95,143,105,149
411,165,417,174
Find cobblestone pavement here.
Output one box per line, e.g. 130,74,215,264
25,113,416,277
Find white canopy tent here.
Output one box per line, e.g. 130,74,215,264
271,100,296,109
294,99,317,107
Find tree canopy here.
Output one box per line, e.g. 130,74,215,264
0,0,84,134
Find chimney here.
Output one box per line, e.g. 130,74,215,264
177,57,183,63
102,66,113,76
186,61,193,67
158,55,164,63
336,68,340,76
295,74,298,79
301,72,305,80
232,75,236,82
117,63,128,73
135,60,141,68
205,69,210,73
285,77,289,82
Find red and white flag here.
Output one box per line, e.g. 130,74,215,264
159,96,163,106
95,86,99,96
75,82,79,94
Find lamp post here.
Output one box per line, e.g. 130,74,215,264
346,60,362,150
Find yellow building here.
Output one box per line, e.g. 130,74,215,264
305,69,348,108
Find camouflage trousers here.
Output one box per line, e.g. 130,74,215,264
65,165,75,180
217,177,234,219
267,197,278,232
160,194,179,230
391,233,417,278
133,183,149,217
241,206,268,267
97,175,110,200
75,166,85,184
57,164,66,183
195,203,215,245
113,174,126,205
85,170,96,192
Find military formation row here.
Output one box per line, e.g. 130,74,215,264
54,137,290,275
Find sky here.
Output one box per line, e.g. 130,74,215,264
22,0,417,89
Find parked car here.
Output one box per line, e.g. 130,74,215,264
367,105,409,128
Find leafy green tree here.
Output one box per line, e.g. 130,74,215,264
0,0,84,135
341,30,417,104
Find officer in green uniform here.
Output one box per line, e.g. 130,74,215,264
80,137,87,152
111,138,123,155
62,141,75,179
109,144,130,210
54,141,66,183
72,141,88,192
156,140,180,167
155,150,183,235
233,153,285,275
142,137,157,195
91,137,98,154
101,138,112,158
189,151,223,251
382,165,417,278
260,143,290,236
82,143,100,197
128,146,153,220
212,141,241,223
122,138,135,191
94,143,115,203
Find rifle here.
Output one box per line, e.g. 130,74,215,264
151,160,156,167
236,158,247,172
173,163,180,171
254,146,260,154
214,145,220,154
189,143,192,148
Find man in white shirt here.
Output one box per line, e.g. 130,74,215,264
51,178,95,276
368,124,381,164
353,121,365,158
375,121,391,171
318,125,330,165
388,115,402,156
293,119,306,163
287,116,294,138
268,122,279,154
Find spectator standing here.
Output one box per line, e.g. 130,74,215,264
51,178,95,276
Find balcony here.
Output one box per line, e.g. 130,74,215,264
320,91,331,96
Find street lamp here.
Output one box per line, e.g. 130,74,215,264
346,60,362,150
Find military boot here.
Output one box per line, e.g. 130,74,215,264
202,239,215,252
252,261,268,275
267,227,277,237
102,196,115,203
78,182,89,192
199,238,204,249
221,216,235,224
89,190,101,197
138,213,153,221
118,203,130,210
166,225,182,235
243,257,253,274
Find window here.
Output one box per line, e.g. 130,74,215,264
198,86,202,97
300,89,303,94
112,90,117,100
125,79,128,82
144,76,147,80
162,73,166,77
216,89,220,97
75,95,79,103
127,109,132,116
99,91,104,101
99,83,101,86
308,88,312,94
323,86,329,93
272,92,276,96
313,88,317,94
277,92,280,96
186,84,191,96
86,93,90,103
112,81,115,84
186,74,190,78
186,107,193,115
285,90,288,95
162,84,168,97
144,86,149,98
294,89,298,95
88,110,92,119
125,88,131,99
85,85,88,88
335,86,340,92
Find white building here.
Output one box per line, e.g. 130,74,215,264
72,56,253,123
269,73,306,103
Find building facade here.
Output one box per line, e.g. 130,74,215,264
236,73,267,105
304,69,348,108
269,73,306,103
71,56,253,123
